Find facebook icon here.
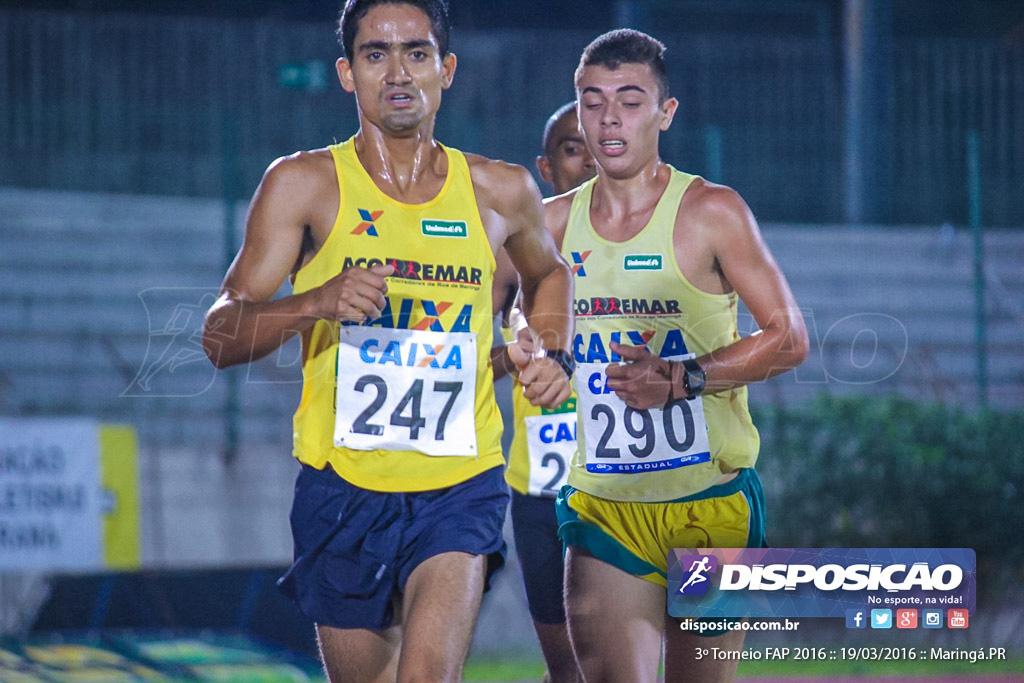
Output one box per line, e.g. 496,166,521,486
846,609,867,629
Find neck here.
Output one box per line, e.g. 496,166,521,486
591,159,669,216
354,120,445,199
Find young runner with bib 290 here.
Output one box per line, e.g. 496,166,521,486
544,29,809,683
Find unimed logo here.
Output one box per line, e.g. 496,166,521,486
421,219,468,238
677,555,718,595
624,254,663,271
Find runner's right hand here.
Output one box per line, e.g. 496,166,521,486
311,263,394,323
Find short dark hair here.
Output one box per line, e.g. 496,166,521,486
337,0,451,61
541,101,577,156
575,29,670,102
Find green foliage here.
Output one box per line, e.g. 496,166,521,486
754,396,1024,600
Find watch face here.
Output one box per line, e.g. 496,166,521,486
685,369,705,395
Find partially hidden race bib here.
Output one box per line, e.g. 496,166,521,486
576,359,710,474
523,398,576,497
334,327,478,456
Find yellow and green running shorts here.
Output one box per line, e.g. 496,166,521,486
555,468,766,587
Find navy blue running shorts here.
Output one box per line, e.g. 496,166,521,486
510,490,566,624
277,464,509,630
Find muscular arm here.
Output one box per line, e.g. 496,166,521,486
689,185,808,393
471,159,573,406
499,170,573,355
202,153,390,369
489,247,520,381
606,183,807,408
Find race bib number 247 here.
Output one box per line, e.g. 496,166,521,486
334,327,478,456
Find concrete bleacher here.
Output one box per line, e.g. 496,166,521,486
0,187,300,451
751,223,1024,409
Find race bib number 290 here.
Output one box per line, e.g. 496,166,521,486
334,327,478,456
576,361,710,474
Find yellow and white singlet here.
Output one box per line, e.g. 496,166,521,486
563,169,761,504
503,321,577,497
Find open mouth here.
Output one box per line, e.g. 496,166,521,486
387,92,414,105
600,139,626,153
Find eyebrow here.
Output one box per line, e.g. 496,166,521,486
358,39,434,53
581,84,648,96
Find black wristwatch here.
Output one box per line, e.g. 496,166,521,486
679,358,706,399
544,349,576,378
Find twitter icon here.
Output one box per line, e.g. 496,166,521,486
870,609,892,629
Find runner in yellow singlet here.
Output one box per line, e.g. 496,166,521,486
201,2,573,681
491,102,594,683
543,30,809,683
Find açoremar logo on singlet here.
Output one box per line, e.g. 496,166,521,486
352,208,383,236
422,219,468,238
624,254,663,271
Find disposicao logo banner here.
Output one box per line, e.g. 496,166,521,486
667,548,976,618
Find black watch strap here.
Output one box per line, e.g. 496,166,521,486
544,349,576,378
680,358,706,399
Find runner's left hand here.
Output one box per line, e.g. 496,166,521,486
604,342,672,410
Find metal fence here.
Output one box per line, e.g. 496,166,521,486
1,9,1022,226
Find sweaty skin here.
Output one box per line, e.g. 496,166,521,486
545,56,807,683
201,5,574,683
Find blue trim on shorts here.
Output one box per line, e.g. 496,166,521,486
510,490,566,624
277,464,508,630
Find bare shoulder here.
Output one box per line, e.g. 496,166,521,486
464,152,541,215
543,189,577,249
677,177,764,255
260,148,336,200
247,147,340,239
679,178,754,230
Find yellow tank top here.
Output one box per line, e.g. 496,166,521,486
291,138,504,492
563,168,760,503
503,323,578,497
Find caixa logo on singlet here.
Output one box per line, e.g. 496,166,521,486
570,250,591,277
677,554,718,595
358,337,464,370
352,208,383,236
